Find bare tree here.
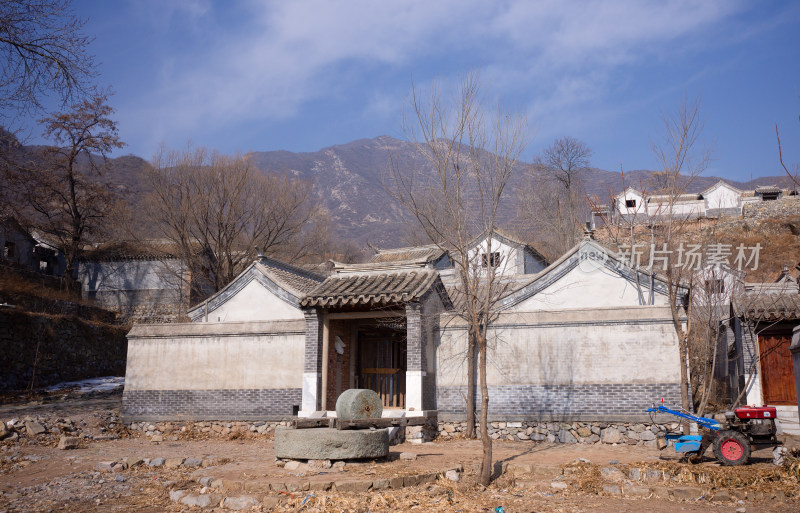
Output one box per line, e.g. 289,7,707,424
387,71,528,486
518,136,591,257
591,98,709,433
776,116,799,189
0,0,96,120
145,146,324,301
5,93,124,286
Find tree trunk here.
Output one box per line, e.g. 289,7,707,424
679,332,691,435
465,328,476,438
477,334,492,486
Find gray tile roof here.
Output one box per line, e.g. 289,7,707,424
301,269,439,307
733,292,800,321
256,256,325,294
369,245,445,264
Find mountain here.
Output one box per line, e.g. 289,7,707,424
2,129,795,249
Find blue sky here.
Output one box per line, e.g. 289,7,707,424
26,1,800,181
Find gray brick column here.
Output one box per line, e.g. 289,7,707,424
302,308,323,413
406,302,424,411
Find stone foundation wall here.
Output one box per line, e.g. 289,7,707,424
438,419,679,446
743,196,800,220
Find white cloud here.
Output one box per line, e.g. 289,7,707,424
129,0,756,150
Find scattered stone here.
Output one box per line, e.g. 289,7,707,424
445,470,461,482
25,421,46,436
114,474,125,482
672,487,703,500
628,468,643,481
149,457,165,467
399,452,417,461
169,490,188,502
550,481,568,490
712,490,733,502
164,457,184,468
310,481,333,491
308,459,332,469
183,457,203,467
372,478,390,490
127,457,144,468
180,493,220,508
150,435,164,442
645,468,663,482
600,467,625,483
284,460,308,472
57,436,80,450
626,485,651,497
96,461,116,472
335,480,372,493
0,422,9,439
735,508,746,513
223,495,260,511
602,483,622,495
332,461,346,471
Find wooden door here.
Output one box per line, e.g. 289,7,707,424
357,330,406,409
758,331,797,405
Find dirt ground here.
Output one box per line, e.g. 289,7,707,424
1,392,799,512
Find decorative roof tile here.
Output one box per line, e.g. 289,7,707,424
733,291,800,321
301,269,439,307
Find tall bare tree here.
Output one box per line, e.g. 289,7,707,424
0,0,96,120
387,71,528,486
6,93,124,285
518,136,591,258
145,146,324,300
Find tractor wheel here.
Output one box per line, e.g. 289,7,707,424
713,430,750,466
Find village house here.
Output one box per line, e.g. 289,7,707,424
122,230,688,439
0,216,65,277
593,180,798,226
77,241,190,323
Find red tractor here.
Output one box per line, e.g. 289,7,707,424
648,404,781,465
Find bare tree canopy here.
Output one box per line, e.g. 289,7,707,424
145,146,325,300
387,71,528,486
518,136,591,258
0,0,96,119
5,93,124,283
536,135,592,190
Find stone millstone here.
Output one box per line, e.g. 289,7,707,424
274,427,389,460
335,389,383,421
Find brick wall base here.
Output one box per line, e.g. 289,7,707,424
437,383,682,419
122,388,302,421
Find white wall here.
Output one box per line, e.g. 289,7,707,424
201,279,304,322
126,320,305,390
705,185,742,210
615,189,646,217
647,200,705,217
510,263,670,311
467,237,520,277
436,307,681,387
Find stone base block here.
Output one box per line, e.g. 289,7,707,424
274,427,389,460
